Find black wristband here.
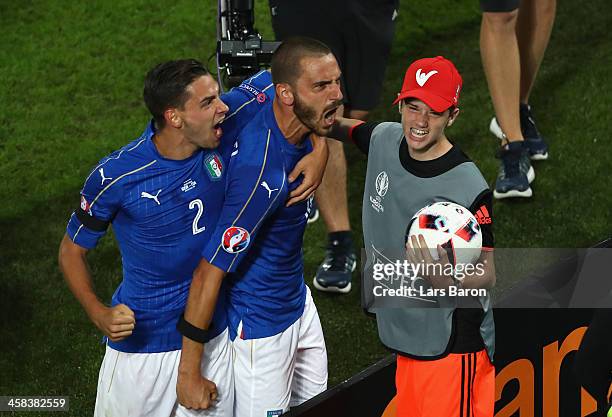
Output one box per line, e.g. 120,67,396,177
177,313,212,343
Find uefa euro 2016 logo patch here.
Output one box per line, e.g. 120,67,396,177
222,226,250,253
205,152,223,181
80,195,92,215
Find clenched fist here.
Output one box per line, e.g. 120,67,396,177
92,303,135,342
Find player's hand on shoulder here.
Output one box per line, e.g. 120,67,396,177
286,133,328,206
177,372,218,410
92,303,135,342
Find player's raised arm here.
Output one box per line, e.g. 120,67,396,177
219,69,274,137
328,117,381,155
327,116,364,142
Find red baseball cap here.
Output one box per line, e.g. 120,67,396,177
392,56,463,112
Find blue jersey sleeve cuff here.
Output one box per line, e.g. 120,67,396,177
66,212,104,249
204,250,239,274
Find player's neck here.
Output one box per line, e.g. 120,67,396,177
152,129,199,160
407,135,453,161
272,99,310,146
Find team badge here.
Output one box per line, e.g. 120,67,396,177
222,226,250,254
205,153,223,181
80,195,92,215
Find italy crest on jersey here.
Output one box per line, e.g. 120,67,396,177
222,226,250,253
205,153,223,181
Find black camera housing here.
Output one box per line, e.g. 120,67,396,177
217,0,280,87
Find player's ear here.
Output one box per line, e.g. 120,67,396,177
447,107,460,127
398,99,403,115
165,109,183,128
276,83,294,106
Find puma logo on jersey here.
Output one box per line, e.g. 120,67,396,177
99,168,113,185
141,189,162,205
416,69,438,87
260,181,279,198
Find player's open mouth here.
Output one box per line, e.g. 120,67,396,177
323,107,337,126
213,120,224,139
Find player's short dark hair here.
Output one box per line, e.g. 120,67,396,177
143,59,210,129
271,37,333,87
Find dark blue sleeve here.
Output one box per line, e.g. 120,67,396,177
220,70,274,141
202,130,285,272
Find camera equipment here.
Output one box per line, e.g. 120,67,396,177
217,0,280,89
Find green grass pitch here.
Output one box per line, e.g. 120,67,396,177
0,1,610,415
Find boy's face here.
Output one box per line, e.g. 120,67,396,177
400,98,458,157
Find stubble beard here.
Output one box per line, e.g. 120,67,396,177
293,94,331,137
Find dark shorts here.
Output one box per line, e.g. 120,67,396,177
480,0,520,12
269,0,397,111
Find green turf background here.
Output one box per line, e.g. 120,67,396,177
1,1,611,415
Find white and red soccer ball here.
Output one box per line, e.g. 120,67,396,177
406,202,482,266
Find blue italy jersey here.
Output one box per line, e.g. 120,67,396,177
65,71,273,353
202,104,313,340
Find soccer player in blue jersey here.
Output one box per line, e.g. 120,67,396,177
58,59,327,417
176,37,342,415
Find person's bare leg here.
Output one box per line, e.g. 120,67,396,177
482,9,533,199
314,106,370,233
517,0,557,104
313,107,367,293
315,139,351,233
480,9,523,142
315,139,350,232
315,108,369,231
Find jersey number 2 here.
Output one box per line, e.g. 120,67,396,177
189,199,206,235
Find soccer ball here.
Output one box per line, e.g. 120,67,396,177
406,202,482,266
